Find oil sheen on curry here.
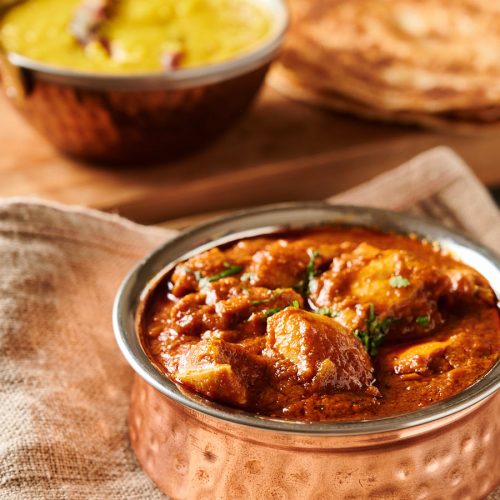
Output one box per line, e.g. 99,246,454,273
143,227,500,421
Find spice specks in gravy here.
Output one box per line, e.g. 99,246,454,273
143,227,500,421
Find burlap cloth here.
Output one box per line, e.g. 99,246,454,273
0,146,499,499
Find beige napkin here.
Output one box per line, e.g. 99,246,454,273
329,146,500,252
0,146,498,500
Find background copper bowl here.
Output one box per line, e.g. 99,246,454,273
113,203,500,499
0,0,288,165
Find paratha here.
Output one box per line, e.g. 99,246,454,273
271,0,500,127
269,66,500,133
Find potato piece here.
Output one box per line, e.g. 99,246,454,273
266,308,375,391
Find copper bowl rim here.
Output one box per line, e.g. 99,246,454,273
113,202,500,436
2,0,289,90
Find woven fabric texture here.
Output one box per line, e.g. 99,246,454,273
0,147,498,499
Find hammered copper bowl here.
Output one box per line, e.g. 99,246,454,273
0,0,288,165
113,203,500,499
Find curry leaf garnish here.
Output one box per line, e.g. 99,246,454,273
354,304,393,356
389,276,410,288
302,249,320,295
197,262,243,288
416,315,430,327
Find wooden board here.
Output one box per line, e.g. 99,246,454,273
1,85,499,224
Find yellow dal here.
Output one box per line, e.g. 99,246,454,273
0,0,273,73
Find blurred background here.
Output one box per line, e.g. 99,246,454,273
1,0,499,227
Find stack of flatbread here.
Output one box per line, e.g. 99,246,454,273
269,0,500,131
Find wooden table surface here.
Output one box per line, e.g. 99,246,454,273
1,85,499,225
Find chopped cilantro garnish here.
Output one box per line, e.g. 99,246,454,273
251,290,284,306
354,330,372,354
302,249,320,295
368,303,375,322
354,303,393,356
197,262,242,288
316,308,338,318
264,307,283,318
389,276,410,288
416,315,430,327
263,299,301,319
251,297,271,305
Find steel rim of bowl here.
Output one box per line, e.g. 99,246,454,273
113,202,500,436
3,0,289,90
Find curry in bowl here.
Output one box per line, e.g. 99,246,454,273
0,0,273,73
142,226,499,422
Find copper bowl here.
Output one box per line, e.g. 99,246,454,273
0,0,288,165
113,203,500,499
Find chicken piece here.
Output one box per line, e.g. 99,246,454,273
308,359,340,392
170,248,243,297
224,238,274,265
203,277,241,304
311,243,497,343
169,293,226,336
310,243,451,342
176,339,268,406
246,240,345,289
200,329,242,343
444,266,495,306
177,365,247,404
214,284,302,311
265,308,375,392
246,240,311,289
169,286,303,338
384,337,456,376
